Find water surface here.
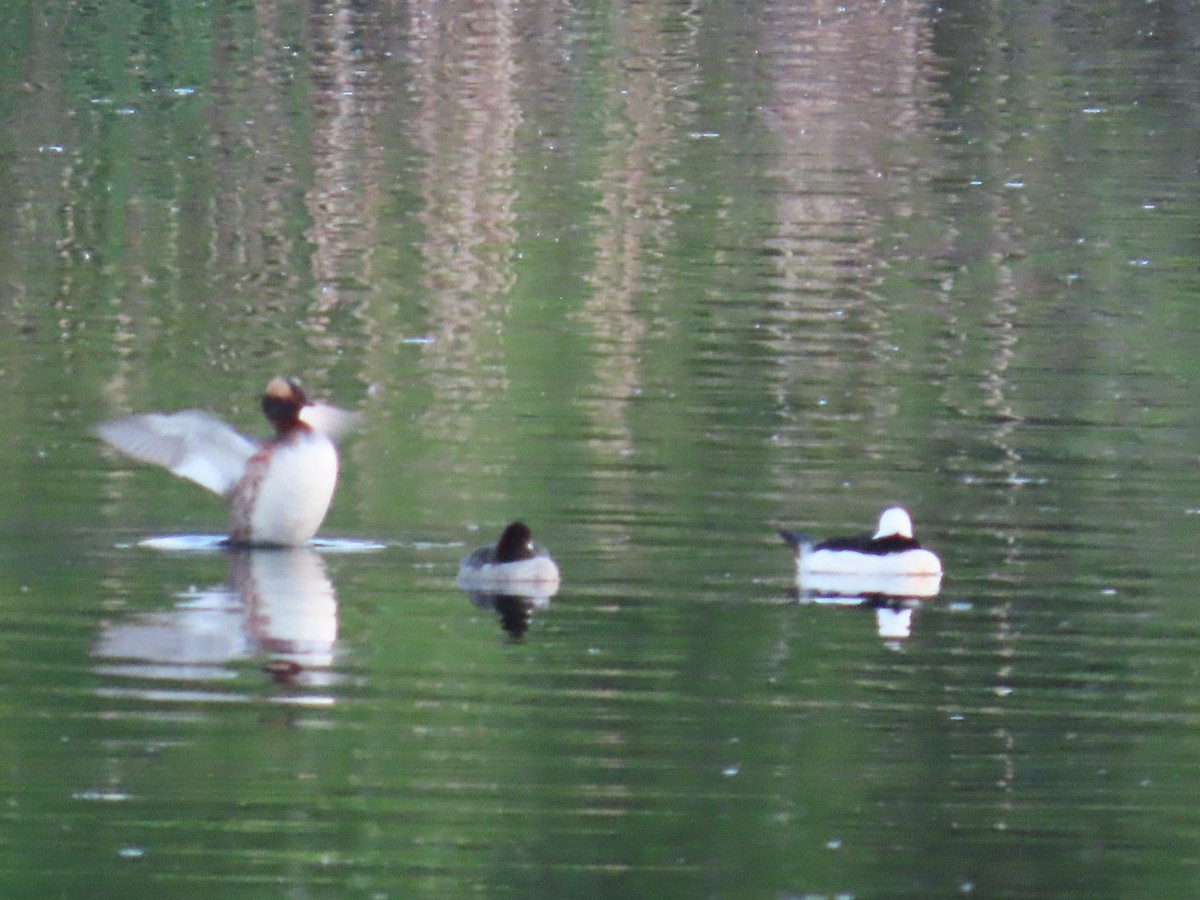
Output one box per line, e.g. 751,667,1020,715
2,1,1200,897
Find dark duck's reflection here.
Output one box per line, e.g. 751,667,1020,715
780,507,942,643
457,522,560,639
93,547,339,695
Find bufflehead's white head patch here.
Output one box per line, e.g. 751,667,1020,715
874,507,914,540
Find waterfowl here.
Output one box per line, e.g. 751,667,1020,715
780,506,942,578
456,521,561,589
95,378,357,547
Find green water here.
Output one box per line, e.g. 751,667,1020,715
1,1,1199,897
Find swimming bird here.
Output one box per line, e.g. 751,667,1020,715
95,378,357,547
456,521,561,589
780,506,942,578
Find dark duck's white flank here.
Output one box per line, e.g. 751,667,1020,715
780,507,942,577
457,521,561,588
96,377,356,547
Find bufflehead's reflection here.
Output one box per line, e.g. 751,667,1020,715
786,565,941,645
93,546,339,695
875,603,915,641
790,589,922,642
458,522,560,638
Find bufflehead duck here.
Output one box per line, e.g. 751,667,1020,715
95,378,357,547
456,521,561,590
780,507,943,578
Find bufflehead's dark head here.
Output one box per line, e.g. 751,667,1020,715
494,521,536,563
873,507,914,540
261,378,309,434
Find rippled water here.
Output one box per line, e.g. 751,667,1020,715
2,1,1200,897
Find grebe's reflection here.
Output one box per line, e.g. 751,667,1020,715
93,547,338,695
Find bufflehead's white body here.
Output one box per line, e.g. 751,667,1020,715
96,378,356,547
456,521,561,591
781,507,943,579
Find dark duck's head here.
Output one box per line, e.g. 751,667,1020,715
493,521,536,563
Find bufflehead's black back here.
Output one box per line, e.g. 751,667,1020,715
96,378,357,547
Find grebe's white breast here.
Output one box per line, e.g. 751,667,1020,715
232,431,339,547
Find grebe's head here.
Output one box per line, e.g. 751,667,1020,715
874,507,914,539
261,377,309,431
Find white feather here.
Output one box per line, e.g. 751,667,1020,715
298,403,360,439
95,411,256,496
